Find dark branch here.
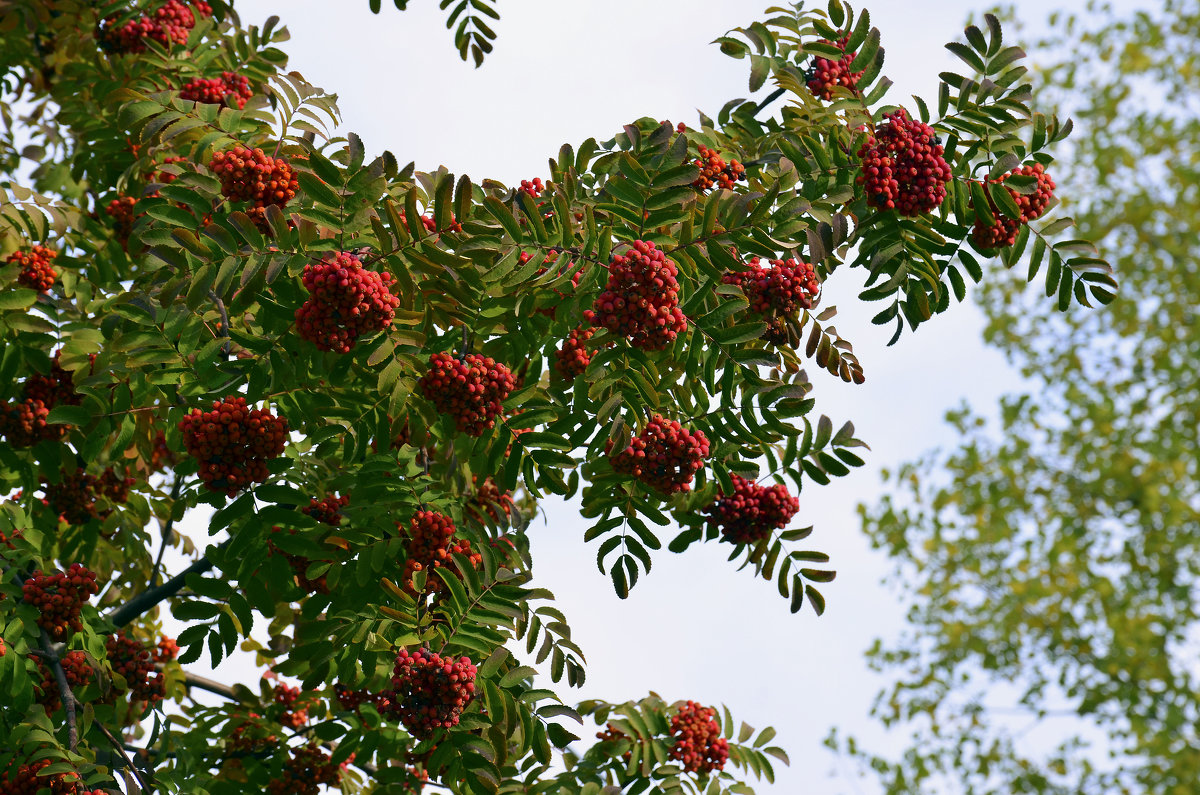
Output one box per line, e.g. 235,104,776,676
751,86,786,117
149,476,183,588
42,628,79,750
107,554,216,628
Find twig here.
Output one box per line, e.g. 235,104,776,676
751,86,786,117
106,553,217,628
94,719,155,793
208,289,232,357
149,476,183,588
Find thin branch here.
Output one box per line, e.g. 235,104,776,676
751,86,786,117
149,476,183,588
106,553,217,628
208,289,232,357
94,719,155,793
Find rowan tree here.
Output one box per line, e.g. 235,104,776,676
0,1,1111,793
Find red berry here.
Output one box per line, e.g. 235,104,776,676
691,145,746,192
722,255,820,344
390,647,477,738
702,474,799,545
180,71,253,109
22,565,99,641
208,145,298,210
105,631,166,708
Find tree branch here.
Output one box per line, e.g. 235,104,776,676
751,86,786,117
42,628,79,751
149,476,183,588
107,554,216,628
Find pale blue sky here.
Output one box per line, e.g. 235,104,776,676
165,1,1146,791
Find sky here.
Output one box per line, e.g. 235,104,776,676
159,1,1143,792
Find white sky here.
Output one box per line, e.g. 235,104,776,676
158,1,1145,792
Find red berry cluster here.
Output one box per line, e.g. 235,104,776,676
971,162,1057,250
390,648,477,738
608,414,710,495
0,758,98,795
267,744,340,795
519,177,544,197
22,565,98,640
692,145,746,192
399,211,462,235
595,723,632,761
806,35,865,100
584,240,687,352
226,712,278,753
702,474,799,545
401,510,482,597
466,476,515,525
105,195,138,244
273,682,309,728
0,353,88,448
154,155,189,185
520,248,586,315
722,255,820,342
208,145,298,228
33,651,94,713
418,352,516,436
180,71,253,109
295,252,401,353
105,631,165,707
178,396,288,496
302,493,349,526
334,683,394,714
9,245,58,293
555,326,598,380
857,108,952,216
98,0,211,54
154,635,180,662
668,701,728,774
44,466,131,526
150,429,178,472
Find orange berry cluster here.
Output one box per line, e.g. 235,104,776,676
273,682,308,728
390,648,477,738
668,701,728,774
519,177,545,197
154,635,180,662
33,651,94,713
401,510,482,597
702,474,799,545
418,352,516,436
180,71,253,109
971,163,1057,250
9,245,58,293
295,252,401,353
98,0,211,54
226,712,278,753
692,145,746,192
105,195,138,244
0,353,86,448
22,565,98,641
584,240,687,352
857,108,952,216
105,631,165,707
208,145,298,229
608,414,710,495
555,326,598,380
267,744,340,795
179,396,288,495
806,35,865,100
595,723,632,761
0,758,103,795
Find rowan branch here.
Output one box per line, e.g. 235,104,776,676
149,476,183,588
107,553,217,628
41,628,79,751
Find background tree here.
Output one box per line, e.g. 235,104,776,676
841,1,1198,792
0,1,1108,793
